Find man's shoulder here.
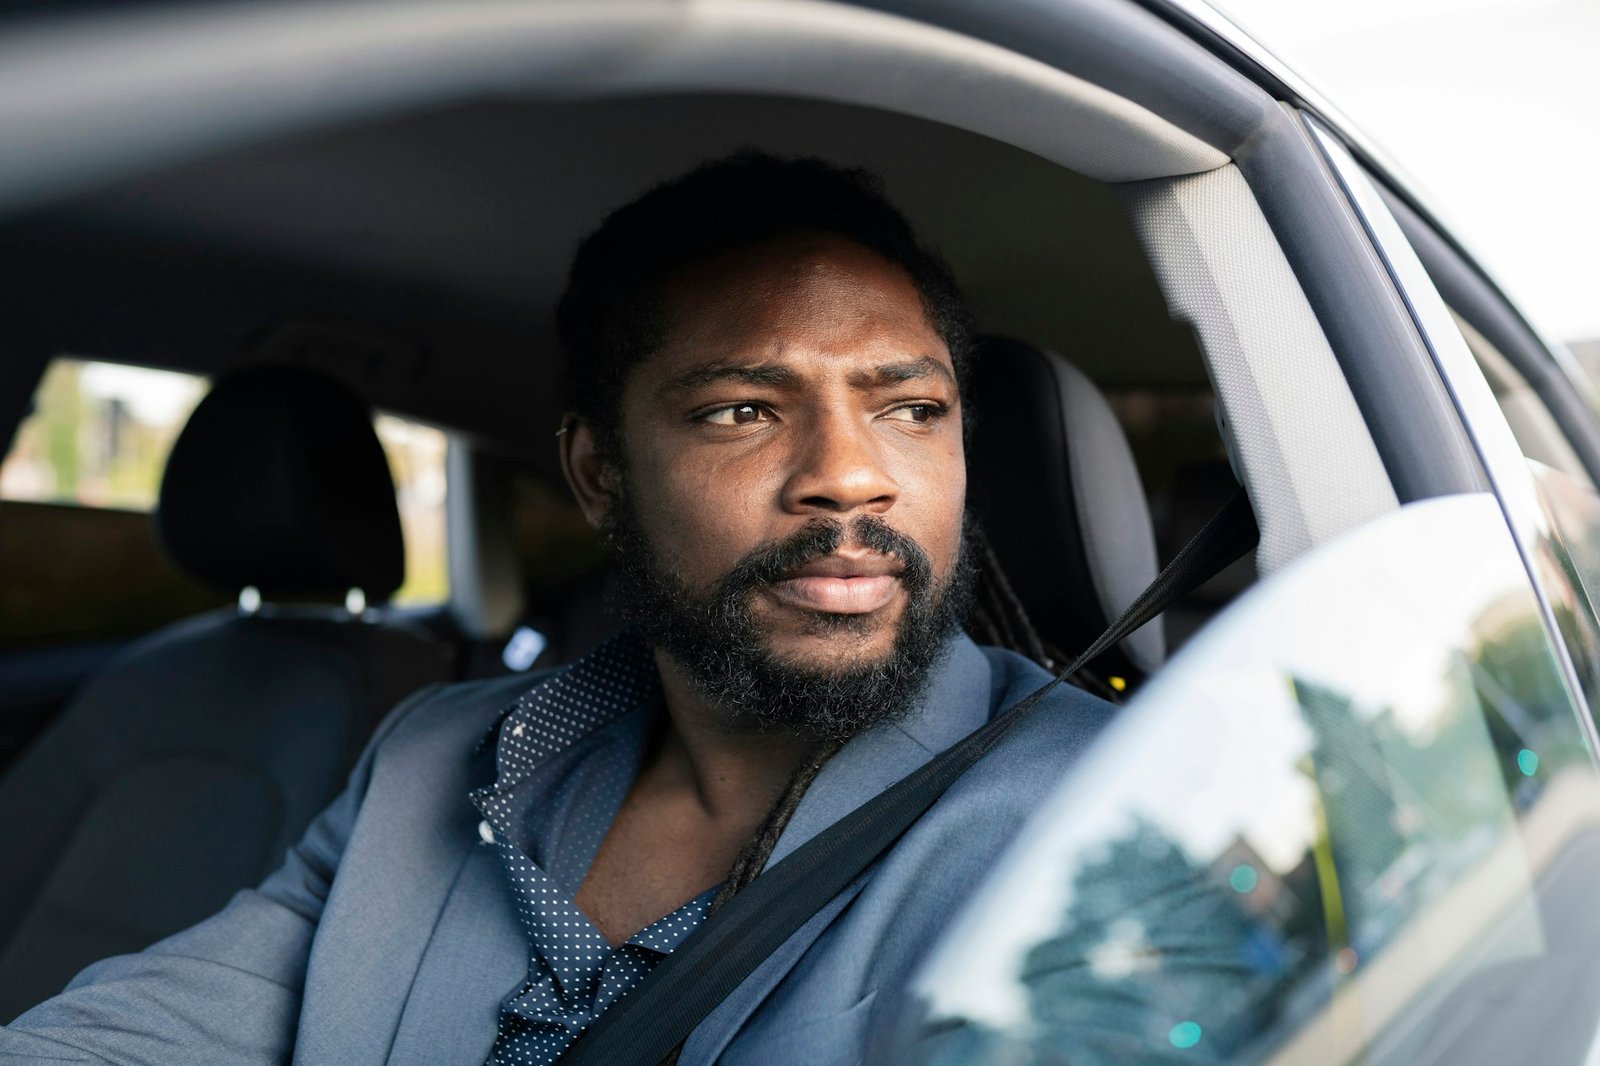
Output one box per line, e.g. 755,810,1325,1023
972,643,1120,766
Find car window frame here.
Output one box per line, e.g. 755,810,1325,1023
1377,181,1600,485
1309,118,1600,763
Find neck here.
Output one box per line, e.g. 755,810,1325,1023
650,648,815,819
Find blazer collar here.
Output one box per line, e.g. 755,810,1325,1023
479,627,988,766
678,630,995,1064
473,628,993,874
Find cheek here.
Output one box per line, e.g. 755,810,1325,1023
622,446,785,584
895,437,967,578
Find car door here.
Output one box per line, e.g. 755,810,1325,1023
880,83,1600,1066
1308,122,1600,732
885,489,1600,1065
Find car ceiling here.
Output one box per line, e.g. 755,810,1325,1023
0,92,1203,472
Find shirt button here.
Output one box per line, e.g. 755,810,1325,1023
478,820,496,844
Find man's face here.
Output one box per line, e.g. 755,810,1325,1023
570,231,970,732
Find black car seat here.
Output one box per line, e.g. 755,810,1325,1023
0,364,454,1020
967,337,1165,687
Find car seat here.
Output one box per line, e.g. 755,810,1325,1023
967,337,1165,686
0,364,454,1019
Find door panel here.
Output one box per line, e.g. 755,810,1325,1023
890,495,1600,1066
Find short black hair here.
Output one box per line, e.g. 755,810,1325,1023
555,151,974,457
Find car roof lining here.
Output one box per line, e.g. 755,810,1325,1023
0,0,1245,470
3,91,1212,466
0,0,1226,216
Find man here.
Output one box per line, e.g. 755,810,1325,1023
0,153,1114,1064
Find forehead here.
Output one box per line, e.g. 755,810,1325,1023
646,231,950,376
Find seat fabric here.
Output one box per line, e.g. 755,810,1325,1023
968,338,1164,680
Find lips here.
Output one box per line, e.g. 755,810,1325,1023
767,552,904,615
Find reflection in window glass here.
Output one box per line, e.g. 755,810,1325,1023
895,496,1600,1066
374,414,448,607
1527,460,1600,720
0,359,206,511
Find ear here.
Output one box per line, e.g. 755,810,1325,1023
558,415,616,529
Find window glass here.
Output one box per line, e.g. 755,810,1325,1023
892,495,1600,1066
373,414,449,607
1106,387,1252,653
1527,460,1600,719
1453,313,1594,489
0,358,205,511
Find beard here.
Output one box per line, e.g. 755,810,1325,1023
604,494,975,741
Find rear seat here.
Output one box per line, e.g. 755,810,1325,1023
0,364,454,1020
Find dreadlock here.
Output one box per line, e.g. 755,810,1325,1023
964,532,1120,700
709,737,844,914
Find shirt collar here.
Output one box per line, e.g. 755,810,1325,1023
474,629,660,774
474,626,992,872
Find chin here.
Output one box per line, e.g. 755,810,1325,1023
764,622,898,673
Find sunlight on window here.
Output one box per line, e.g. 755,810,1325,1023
0,358,206,511
374,414,449,607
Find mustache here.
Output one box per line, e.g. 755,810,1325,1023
720,515,934,599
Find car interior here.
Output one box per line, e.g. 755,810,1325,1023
0,0,1526,1022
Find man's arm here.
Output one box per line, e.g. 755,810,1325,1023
0,684,444,1066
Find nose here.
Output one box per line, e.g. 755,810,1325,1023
780,412,899,515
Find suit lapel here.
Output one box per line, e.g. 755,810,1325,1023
765,633,993,868
679,634,993,1063
294,688,508,1065
385,842,530,1065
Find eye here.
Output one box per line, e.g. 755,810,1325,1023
885,403,942,424
702,403,768,426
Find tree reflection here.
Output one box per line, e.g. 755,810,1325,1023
896,585,1597,1066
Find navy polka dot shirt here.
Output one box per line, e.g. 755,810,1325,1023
470,634,717,1065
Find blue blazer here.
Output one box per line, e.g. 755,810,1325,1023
0,635,1113,1065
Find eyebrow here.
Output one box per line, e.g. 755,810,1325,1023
846,356,956,390
659,355,956,396
658,362,799,395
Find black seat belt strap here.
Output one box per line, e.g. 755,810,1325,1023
559,487,1258,1066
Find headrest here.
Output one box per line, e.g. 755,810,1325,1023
968,338,1164,677
157,364,404,602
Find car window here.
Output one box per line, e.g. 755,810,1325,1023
1454,313,1595,489
0,358,204,510
1107,386,1251,654
889,494,1600,1066
372,413,449,607
1526,460,1600,714
1437,316,1600,722
0,357,450,646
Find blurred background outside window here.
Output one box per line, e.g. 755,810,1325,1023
1216,0,1600,368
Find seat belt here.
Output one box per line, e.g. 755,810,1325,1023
559,487,1259,1066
